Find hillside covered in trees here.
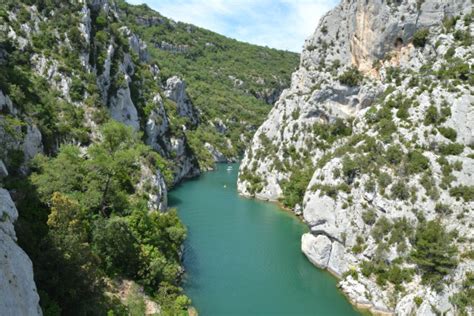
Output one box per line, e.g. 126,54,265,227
0,0,298,314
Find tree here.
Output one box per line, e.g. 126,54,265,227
411,220,458,287
44,192,106,315
93,217,140,277
280,166,314,208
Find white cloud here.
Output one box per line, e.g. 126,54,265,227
125,0,338,52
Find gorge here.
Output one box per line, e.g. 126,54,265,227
0,0,473,315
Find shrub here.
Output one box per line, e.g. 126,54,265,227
372,216,392,239
438,143,464,156
93,217,140,277
362,209,377,225
377,172,392,189
342,156,359,184
420,173,439,200
413,28,429,47
450,272,474,314
438,127,457,141
378,119,397,142
450,185,474,202
414,296,423,307
386,145,404,165
424,105,440,126
444,47,456,59
406,150,430,174
435,203,451,215
338,67,363,87
391,181,410,200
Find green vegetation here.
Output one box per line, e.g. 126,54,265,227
362,209,377,225
117,1,299,165
450,272,474,315
17,122,188,314
405,150,430,174
411,220,458,287
281,165,314,208
0,0,300,312
412,28,429,47
391,181,410,200
312,118,353,146
438,127,457,141
338,67,363,87
450,185,474,202
438,143,464,156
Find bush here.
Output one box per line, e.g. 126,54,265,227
406,150,430,174
450,185,474,202
338,67,363,87
435,203,451,215
378,119,397,142
391,181,410,200
362,209,377,225
372,216,392,239
386,145,404,165
342,156,359,184
377,172,392,189
424,105,439,126
438,127,457,141
414,296,423,307
413,28,430,47
438,143,464,156
450,272,474,314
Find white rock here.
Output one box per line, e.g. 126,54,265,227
301,233,332,269
109,86,140,131
164,76,199,125
0,160,8,178
0,189,42,316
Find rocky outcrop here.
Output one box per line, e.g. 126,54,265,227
0,189,42,316
204,142,227,163
109,86,140,131
239,0,473,314
156,41,189,54
137,163,168,212
164,76,199,126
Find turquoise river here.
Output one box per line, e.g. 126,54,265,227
169,163,361,316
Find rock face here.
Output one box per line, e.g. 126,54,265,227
0,189,42,316
164,76,199,126
239,0,473,314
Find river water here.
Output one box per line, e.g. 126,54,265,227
169,163,360,316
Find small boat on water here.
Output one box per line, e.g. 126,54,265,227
226,166,233,171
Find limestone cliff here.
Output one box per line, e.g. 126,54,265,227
0,187,42,316
239,0,473,314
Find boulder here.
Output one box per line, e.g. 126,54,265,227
301,233,332,269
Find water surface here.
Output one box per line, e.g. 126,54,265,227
169,163,360,316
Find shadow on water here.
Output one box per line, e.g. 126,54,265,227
168,194,183,207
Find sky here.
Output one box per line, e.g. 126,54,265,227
125,0,338,53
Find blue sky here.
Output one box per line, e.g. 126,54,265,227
125,0,338,52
